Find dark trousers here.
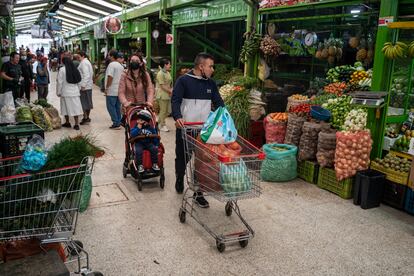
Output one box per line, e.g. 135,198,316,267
37,85,48,99
135,142,158,165
11,86,20,101
175,128,194,178
19,79,31,101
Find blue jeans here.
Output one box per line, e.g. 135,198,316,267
106,96,121,126
135,142,158,165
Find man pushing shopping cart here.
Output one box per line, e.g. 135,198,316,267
171,52,264,252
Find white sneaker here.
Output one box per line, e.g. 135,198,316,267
160,125,169,132
138,165,144,173
152,164,160,171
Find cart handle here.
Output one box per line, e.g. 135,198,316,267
183,122,204,126
128,134,160,143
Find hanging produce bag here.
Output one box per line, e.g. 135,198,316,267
264,113,288,144
260,143,298,182
335,130,372,181
79,175,92,212
220,159,252,193
200,106,237,144
316,130,337,168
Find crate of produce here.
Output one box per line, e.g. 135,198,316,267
317,167,353,199
297,160,319,184
405,187,414,215
0,122,44,157
382,180,407,210
370,162,409,186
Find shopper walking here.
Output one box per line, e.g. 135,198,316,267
18,51,34,102
118,52,154,108
171,52,224,206
156,58,173,132
57,56,83,130
0,52,22,100
36,57,50,99
78,51,94,125
105,51,125,129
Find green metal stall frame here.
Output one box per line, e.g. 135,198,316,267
171,0,249,79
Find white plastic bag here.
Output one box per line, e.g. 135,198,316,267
200,106,238,144
0,91,16,123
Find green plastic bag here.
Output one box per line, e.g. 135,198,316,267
260,144,298,182
220,159,252,194
79,175,92,212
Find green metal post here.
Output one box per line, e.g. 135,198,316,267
89,34,96,63
171,24,177,81
369,0,399,158
245,3,257,77
114,35,117,50
146,20,151,68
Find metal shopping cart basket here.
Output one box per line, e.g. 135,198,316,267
0,156,102,275
178,123,265,252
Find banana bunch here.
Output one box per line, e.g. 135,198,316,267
382,41,407,59
239,32,262,64
408,41,414,58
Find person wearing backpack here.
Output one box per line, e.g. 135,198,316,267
36,57,50,99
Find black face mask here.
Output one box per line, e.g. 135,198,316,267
130,62,140,70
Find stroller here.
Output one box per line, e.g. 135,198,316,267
122,104,165,191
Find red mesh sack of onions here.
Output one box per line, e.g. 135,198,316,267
334,130,372,181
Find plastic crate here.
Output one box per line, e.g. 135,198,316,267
354,169,385,209
370,162,408,186
317,167,353,199
382,180,407,210
0,122,44,157
297,160,319,184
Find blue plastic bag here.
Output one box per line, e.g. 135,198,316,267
20,134,48,172
200,106,238,144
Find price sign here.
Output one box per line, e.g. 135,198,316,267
166,34,174,45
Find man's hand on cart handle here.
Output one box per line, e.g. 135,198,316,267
175,118,185,128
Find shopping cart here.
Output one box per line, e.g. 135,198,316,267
0,156,102,276
178,123,265,252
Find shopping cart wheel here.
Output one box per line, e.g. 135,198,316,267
179,208,186,223
225,202,233,216
216,240,225,253
159,169,165,189
239,238,248,248
68,240,83,256
137,177,143,191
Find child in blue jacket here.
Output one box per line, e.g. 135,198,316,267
130,110,160,173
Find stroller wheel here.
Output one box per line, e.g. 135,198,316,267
137,177,143,191
160,168,165,189
122,164,127,178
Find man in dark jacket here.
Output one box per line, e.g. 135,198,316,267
171,52,224,208
19,51,34,101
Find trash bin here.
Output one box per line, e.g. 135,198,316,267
354,169,386,209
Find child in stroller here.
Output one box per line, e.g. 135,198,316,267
131,110,160,173
123,105,165,191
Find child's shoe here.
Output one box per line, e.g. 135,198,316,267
138,165,145,173
152,163,160,171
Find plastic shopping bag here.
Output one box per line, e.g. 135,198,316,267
0,91,16,124
200,106,237,144
20,134,48,172
220,159,252,194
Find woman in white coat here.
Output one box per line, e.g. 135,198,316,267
57,56,83,130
